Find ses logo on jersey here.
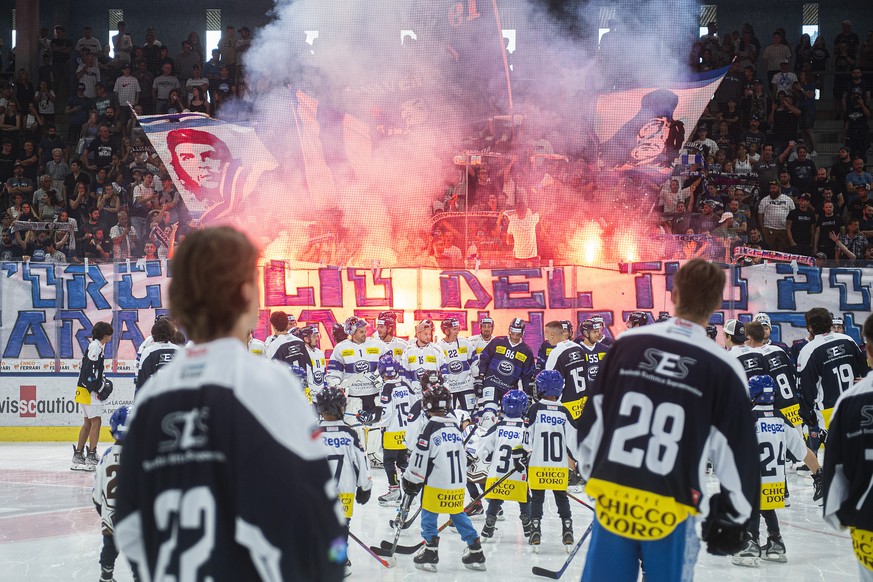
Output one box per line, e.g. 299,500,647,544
826,345,847,359
639,349,696,379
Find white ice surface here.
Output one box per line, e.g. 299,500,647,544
0,443,856,581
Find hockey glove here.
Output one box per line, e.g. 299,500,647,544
812,469,824,501
95,378,114,401
511,446,529,473
473,378,484,399
356,410,377,425
466,452,476,468
807,425,826,450
402,477,423,497
701,492,746,556
356,486,372,505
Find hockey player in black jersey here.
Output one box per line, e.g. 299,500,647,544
724,319,768,380
797,307,869,452
115,227,345,582
72,321,113,471
543,320,588,420
536,320,573,374
315,387,372,577
746,322,802,427
752,312,790,353
575,319,610,390
269,320,311,374
576,259,760,582
477,318,536,414
823,313,873,580
403,384,486,572
134,317,180,394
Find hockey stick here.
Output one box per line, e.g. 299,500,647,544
347,530,396,568
389,503,422,530
566,493,595,512
370,492,415,558
531,521,594,579
376,467,520,555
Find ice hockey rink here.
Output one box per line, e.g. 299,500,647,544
0,442,856,581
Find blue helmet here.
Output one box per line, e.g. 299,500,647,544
109,405,132,442
748,375,775,405
377,353,401,378
502,389,529,418
535,370,564,398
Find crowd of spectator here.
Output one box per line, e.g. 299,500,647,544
0,21,259,264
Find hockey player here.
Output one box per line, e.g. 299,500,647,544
724,319,768,380
332,322,348,345
438,318,477,411
267,315,310,371
732,375,823,567
477,389,531,541
575,319,610,390
625,311,649,330
542,320,588,419
706,324,718,340
535,320,572,374
402,319,448,383
832,315,845,334
134,314,173,373
264,310,292,351
469,316,495,379
374,311,407,358
134,317,180,394
746,322,802,428
404,370,440,452
314,387,373,577
477,318,536,414
374,354,412,506
93,405,132,582
301,325,326,401
327,316,385,465
115,227,345,581
752,312,790,353
797,307,868,452
72,321,114,471
247,330,266,356
459,408,488,516
590,315,613,348
518,370,576,550
576,259,760,582
402,383,486,572
823,313,873,581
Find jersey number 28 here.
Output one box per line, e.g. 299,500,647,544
606,391,685,476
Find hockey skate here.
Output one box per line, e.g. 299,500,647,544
379,486,401,507
70,445,88,471
521,514,533,538
466,500,484,516
529,519,542,552
414,537,439,572
344,558,352,577
368,452,384,469
462,538,487,571
562,518,574,550
99,565,116,582
496,507,505,521
85,447,99,471
761,535,787,563
731,535,760,567
568,469,584,493
481,515,497,540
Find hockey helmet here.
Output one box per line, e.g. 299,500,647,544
440,317,460,334
753,312,772,328
508,317,526,334
627,312,649,328
315,386,347,417
299,325,318,340
376,311,397,333
422,384,452,412
560,320,574,337
420,370,444,392
705,324,718,340
535,370,564,398
377,353,401,379
331,322,347,344
343,316,368,336
577,320,596,336
656,313,672,323
748,375,775,405
109,405,132,442
502,389,529,418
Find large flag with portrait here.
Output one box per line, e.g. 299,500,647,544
136,112,278,222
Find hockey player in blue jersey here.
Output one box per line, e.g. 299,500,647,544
477,318,536,414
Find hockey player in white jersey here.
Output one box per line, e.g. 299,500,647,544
403,383,486,572
518,370,577,550
314,387,373,577
93,405,131,582
731,375,823,567
469,316,495,380
301,325,326,403
374,354,412,506
402,319,448,383
437,318,478,411
247,330,266,356
374,311,407,359
327,316,385,465
477,389,531,541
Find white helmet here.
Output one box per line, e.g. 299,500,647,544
753,312,771,328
